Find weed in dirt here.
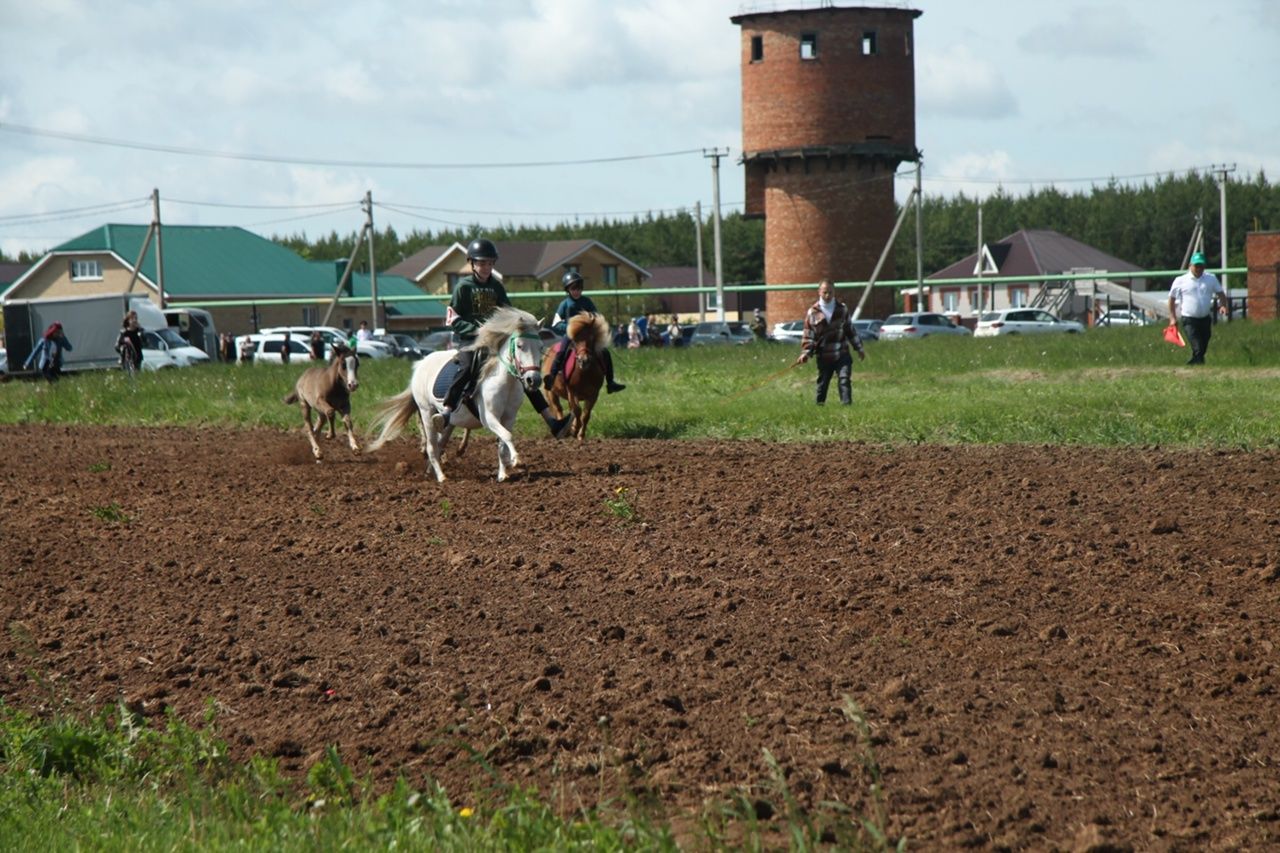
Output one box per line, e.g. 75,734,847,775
90,502,130,523
604,487,639,523
88,460,111,473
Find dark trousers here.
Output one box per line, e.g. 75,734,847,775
443,348,552,414
1180,315,1212,364
815,351,853,405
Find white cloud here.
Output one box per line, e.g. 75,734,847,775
918,45,1018,120
1017,5,1149,58
929,151,1016,199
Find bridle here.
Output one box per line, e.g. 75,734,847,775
500,332,542,378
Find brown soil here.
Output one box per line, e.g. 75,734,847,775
3,425,1278,849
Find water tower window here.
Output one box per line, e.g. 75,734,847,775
800,33,818,60
751,35,763,62
862,30,878,56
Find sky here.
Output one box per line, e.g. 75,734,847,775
2,0,1277,260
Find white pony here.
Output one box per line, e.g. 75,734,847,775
365,306,543,482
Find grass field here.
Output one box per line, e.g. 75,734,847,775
2,320,1275,850
3,321,1277,448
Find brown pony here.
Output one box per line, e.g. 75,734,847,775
282,343,361,461
541,312,609,442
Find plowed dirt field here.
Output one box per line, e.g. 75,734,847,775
3,425,1278,849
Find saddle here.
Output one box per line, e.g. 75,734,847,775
432,348,488,418
551,340,579,381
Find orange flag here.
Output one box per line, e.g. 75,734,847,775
1163,324,1186,347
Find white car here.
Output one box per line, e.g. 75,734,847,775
143,328,211,366
879,312,973,340
1097,309,1150,327
234,333,315,364
769,320,804,343
974,309,1084,337
261,326,393,359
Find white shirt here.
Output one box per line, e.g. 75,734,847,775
356,328,373,342
1169,271,1223,319
818,299,835,322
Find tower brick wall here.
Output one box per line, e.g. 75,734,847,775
732,5,921,323
1245,231,1280,322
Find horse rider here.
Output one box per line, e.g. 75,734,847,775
432,238,573,438
543,270,626,394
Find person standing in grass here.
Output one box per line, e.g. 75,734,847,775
1168,251,1228,366
797,279,864,405
24,322,73,381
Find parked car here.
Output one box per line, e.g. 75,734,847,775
260,326,393,359
690,321,756,346
419,330,458,353
974,309,1084,338
853,319,882,342
1097,308,1150,327
879,312,973,340
233,333,315,364
376,333,426,360
142,328,211,366
769,319,804,343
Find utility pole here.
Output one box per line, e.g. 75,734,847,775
914,158,924,297
364,191,378,330
152,188,166,308
705,148,727,321
1214,164,1235,293
694,200,705,321
976,203,984,313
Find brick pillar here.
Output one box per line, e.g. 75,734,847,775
1245,231,1280,323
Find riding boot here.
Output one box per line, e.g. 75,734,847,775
603,350,626,394
544,339,570,390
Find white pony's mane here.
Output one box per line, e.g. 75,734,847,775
471,306,539,371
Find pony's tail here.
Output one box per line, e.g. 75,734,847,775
364,388,418,454
282,391,299,405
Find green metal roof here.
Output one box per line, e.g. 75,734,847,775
55,224,332,298
306,261,445,319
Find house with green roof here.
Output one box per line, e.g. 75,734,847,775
2,224,445,336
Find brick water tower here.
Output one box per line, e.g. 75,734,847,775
731,4,921,321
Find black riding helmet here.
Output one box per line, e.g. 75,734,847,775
562,270,584,292
466,238,499,261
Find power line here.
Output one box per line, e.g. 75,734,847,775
0,197,150,223
0,121,707,170
165,197,359,211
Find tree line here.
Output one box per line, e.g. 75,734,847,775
5,171,1276,284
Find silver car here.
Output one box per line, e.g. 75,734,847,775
879,312,972,340
974,309,1084,337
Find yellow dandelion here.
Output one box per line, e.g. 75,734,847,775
459,807,474,818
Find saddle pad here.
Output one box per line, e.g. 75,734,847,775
551,341,578,380
432,359,462,399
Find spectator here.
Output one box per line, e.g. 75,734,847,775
280,331,292,365
635,314,649,345
797,279,865,405
115,310,144,374
239,335,255,364
218,332,235,363
356,320,374,342
627,318,642,349
309,330,325,361
750,308,767,340
667,315,683,347
1168,251,1228,366
24,322,73,381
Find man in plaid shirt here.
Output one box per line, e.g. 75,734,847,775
797,279,865,405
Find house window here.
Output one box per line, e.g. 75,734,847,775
302,306,319,325
966,287,979,310
1008,287,1028,308
71,259,102,280
601,265,618,286
446,272,461,291
862,30,877,56
750,35,763,62
800,33,818,60
940,289,959,313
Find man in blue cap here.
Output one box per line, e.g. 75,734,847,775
1167,251,1228,365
